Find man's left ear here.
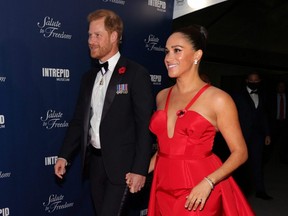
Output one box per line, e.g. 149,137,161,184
111,31,118,43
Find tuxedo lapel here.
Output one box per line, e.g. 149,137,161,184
244,90,256,109
83,69,98,133
87,69,98,98
101,57,126,120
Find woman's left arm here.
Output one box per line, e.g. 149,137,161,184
185,90,248,211
208,91,248,185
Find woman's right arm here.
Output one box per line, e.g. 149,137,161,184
148,152,158,173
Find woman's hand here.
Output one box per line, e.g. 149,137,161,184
185,179,213,211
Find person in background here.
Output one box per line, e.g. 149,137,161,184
270,81,288,164
145,25,255,216
54,9,154,216
233,71,272,200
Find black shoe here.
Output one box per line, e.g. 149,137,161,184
255,192,273,200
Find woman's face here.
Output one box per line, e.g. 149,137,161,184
164,32,198,78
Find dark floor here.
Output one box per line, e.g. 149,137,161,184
246,145,288,215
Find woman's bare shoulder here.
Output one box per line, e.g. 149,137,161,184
204,86,235,109
207,87,235,111
156,87,172,108
206,85,232,101
156,87,171,99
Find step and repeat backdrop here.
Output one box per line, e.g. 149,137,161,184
0,0,173,215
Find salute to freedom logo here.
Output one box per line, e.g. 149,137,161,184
40,110,68,130
37,16,72,40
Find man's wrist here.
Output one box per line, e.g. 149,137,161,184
57,157,68,166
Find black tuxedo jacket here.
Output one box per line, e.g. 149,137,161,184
233,88,270,142
58,56,154,184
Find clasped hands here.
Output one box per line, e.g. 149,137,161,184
55,158,146,194
125,172,146,193
185,178,213,211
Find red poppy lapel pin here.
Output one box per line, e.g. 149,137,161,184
118,66,126,74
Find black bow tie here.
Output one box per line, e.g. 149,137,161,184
95,61,109,75
250,90,258,94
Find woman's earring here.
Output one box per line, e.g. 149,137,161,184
194,59,198,65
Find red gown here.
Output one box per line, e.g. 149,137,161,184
147,84,255,216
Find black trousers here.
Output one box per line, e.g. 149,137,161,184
247,133,266,193
89,148,127,216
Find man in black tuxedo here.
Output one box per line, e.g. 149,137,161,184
54,9,154,215
233,71,272,200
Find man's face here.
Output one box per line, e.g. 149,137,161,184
277,82,285,93
88,18,114,62
247,74,261,83
246,74,261,90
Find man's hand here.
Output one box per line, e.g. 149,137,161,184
125,173,146,193
54,158,67,179
265,135,271,145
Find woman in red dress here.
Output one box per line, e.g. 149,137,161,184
145,25,255,215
